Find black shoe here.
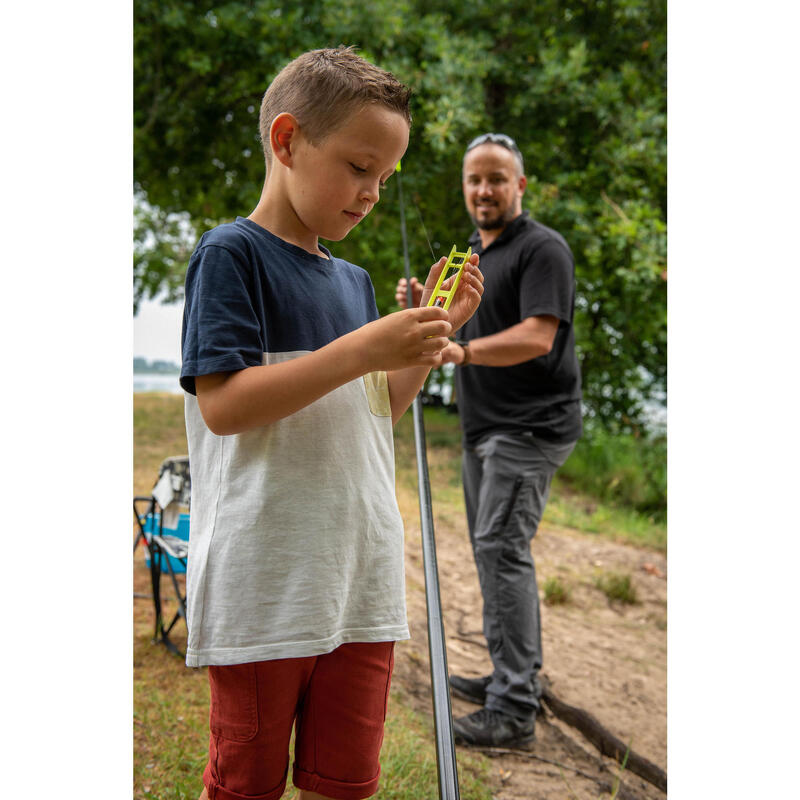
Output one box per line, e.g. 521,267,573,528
449,674,491,705
452,707,535,748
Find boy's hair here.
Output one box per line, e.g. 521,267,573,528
259,46,412,168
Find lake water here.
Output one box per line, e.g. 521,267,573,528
133,372,666,434
134,373,183,394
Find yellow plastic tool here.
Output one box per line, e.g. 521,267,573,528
426,245,472,311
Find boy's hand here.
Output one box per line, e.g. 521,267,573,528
357,306,452,371
394,254,484,333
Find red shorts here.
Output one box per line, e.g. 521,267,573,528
203,641,395,800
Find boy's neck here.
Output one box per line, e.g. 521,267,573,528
248,184,329,259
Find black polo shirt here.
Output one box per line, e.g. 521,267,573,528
455,212,582,445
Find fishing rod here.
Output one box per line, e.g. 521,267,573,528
396,164,461,800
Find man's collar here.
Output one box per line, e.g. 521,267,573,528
468,211,530,251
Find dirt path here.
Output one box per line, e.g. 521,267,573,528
394,483,667,800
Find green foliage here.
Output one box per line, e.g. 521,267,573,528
134,0,666,431
595,571,638,604
543,576,571,606
555,420,666,521
134,192,197,313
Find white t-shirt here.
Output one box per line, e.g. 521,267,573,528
180,218,409,667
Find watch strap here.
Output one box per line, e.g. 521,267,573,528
455,339,471,366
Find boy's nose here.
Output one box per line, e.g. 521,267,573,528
360,180,381,204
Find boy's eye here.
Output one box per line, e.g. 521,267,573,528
351,162,388,191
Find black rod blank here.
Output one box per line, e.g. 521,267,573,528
397,171,460,800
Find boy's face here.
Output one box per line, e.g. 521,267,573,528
288,104,409,243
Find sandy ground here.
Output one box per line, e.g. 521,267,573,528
394,482,667,800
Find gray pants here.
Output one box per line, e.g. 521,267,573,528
462,431,576,721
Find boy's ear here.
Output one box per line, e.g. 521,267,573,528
270,113,300,168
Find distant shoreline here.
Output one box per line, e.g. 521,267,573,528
134,372,182,394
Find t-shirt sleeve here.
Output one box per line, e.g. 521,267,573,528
518,238,574,324
180,244,265,395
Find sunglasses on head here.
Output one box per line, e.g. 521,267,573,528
465,132,522,158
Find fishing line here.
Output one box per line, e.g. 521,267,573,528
412,194,438,262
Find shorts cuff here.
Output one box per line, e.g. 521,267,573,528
293,765,380,800
204,762,287,800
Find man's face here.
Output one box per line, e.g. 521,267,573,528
462,143,526,231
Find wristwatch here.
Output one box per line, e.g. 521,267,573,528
455,339,471,366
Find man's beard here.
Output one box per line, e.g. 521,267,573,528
469,205,515,230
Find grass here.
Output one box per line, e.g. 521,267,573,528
543,576,571,606
134,393,188,495
594,571,639,605
557,422,666,522
133,393,664,798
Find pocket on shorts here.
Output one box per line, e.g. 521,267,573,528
209,662,259,742
363,371,391,417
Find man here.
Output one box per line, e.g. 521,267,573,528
396,133,582,747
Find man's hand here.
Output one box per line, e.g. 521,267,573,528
395,276,424,308
439,340,468,365
442,253,483,332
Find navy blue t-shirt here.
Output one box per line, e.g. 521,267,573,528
180,217,379,393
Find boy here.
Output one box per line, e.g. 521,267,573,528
179,47,483,800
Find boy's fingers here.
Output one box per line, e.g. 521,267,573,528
421,319,452,337
411,305,449,321
420,335,450,353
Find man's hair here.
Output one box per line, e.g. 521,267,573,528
259,46,412,167
463,132,525,177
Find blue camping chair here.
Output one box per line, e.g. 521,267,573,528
133,456,191,656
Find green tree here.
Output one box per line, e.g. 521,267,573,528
134,0,666,433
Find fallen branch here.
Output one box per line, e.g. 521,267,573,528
478,745,644,800
539,676,667,793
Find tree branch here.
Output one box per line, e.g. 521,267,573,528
539,675,667,793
